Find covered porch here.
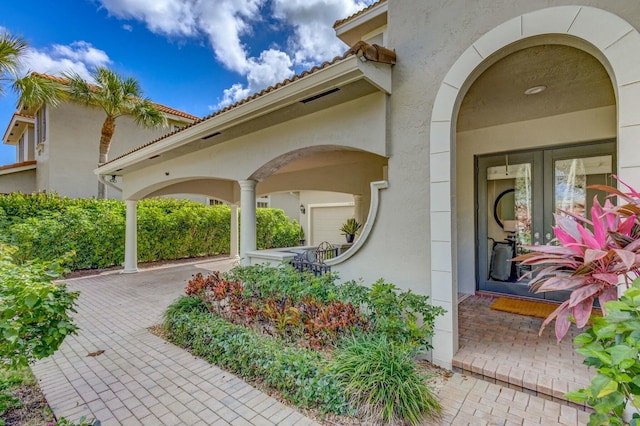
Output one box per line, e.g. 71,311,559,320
453,295,591,408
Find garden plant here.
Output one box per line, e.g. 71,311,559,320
0,193,302,270
0,245,80,425
515,177,640,424
164,264,445,425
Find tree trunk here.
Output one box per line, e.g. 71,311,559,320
97,116,116,199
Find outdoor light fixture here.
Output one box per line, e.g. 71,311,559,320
524,85,547,95
109,175,117,183
299,204,306,214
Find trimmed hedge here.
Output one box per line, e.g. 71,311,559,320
164,296,348,414
0,194,301,270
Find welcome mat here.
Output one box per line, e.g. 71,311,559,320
490,297,559,319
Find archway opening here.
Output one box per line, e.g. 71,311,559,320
455,42,616,298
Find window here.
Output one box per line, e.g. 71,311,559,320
17,136,24,162
36,106,47,145
256,196,270,209
209,198,226,206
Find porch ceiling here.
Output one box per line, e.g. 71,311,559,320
96,55,392,177
458,44,615,132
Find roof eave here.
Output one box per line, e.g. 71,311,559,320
96,55,393,176
335,1,388,45
3,114,35,145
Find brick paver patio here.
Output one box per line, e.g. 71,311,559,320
32,259,318,426
32,260,593,425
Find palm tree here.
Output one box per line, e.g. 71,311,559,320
0,32,26,92
63,67,167,198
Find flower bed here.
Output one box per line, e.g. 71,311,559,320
164,264,446,424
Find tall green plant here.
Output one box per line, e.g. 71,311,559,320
515,178,640,341
330,335,440,425
63,68,167,198
566,278,640,425
0,245,78,368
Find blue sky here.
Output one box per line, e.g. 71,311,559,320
0,0,373,165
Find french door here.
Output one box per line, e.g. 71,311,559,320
476,141,615,300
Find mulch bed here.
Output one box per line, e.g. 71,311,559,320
64,254,229,279
1,381,54,426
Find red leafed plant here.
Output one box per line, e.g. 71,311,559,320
514,177,640,341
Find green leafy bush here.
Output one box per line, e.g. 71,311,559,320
0,193,300,270
163,296,348,414
330,335,441,425
0,245,78,368
227,266,446,349
566,278,640,425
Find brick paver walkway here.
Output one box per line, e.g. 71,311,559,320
32,259,319,426
32,260,593,425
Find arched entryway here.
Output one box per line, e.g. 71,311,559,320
429,6,640,367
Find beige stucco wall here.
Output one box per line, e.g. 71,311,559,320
123,92,387,200
333,0,640,367
44,102,187,198
0,169,36,194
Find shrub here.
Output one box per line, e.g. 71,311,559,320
0,245,78,368
0,193,301,270
163,296,348,414
226,266,446,350
330,335,441,425
566,278,640,424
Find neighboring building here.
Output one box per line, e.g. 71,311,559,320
97,0,640,369
0,77,199,198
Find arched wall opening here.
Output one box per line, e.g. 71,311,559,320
429,6,640,368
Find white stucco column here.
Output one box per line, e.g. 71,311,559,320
239,180,257,266
230,203,239,259
123,199,138,273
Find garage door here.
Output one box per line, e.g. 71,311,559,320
310,205,354,245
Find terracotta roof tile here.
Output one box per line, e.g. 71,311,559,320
101,41,396,168
102,49,358,166
333,0,386,28
32,73,199,121
0,160,36,172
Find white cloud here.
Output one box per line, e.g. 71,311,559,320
122,24,133,32
215,49,294,109
96,0,375,110
19,41,112,81
272,0,370,65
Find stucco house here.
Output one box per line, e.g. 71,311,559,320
95,0,640,369
0,78,199,198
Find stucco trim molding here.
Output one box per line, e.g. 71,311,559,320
428,5,640,369
325,180,388,266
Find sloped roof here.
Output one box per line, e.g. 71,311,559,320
31,73,199,122
0,160,36,173
2,112,35,145
334,0,387,28
103,43,389,166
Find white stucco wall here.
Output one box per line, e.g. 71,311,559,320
123,92,387,200
0,169,36,194
46,102,188,198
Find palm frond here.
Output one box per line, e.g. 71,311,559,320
0,32,28,78
12,73,66,110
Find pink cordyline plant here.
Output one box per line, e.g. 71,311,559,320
514,177,640,341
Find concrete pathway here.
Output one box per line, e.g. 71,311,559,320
32,259,592,425
33,259,318,426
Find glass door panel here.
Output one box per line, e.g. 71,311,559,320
476,141,615,300
477,151,544,298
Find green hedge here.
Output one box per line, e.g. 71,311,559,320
0,194,300,270
164,296,348,414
